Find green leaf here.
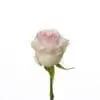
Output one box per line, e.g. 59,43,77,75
44,66,55,79
56,64,74,70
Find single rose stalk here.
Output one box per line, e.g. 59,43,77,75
31,29,73,100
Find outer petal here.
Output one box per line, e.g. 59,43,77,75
31,38,45,52
34,53,42,66
61,38,69,53
59,37,69,51
55,37,69,55
36,52,63,66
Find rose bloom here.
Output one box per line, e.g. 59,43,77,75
31,29,69,67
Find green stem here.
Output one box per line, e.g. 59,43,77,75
50,75,54,100
44,66,55,100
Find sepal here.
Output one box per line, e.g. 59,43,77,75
55,64,74,70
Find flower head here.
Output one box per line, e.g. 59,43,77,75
31,29,69,66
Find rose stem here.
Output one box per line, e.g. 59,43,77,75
50,75,54,100
44,66,54,100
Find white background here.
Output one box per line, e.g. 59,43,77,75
0,0,100,100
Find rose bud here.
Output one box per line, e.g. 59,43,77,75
31,29,69,67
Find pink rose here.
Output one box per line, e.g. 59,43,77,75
31,29,69,67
